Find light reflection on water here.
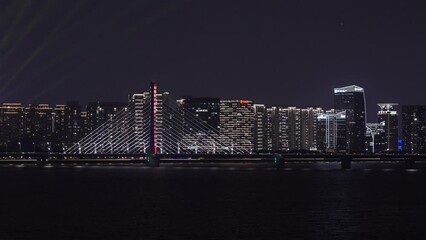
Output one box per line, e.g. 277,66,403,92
1,162,426,239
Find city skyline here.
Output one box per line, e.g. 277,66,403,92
0,82,415,122
4,83,426,154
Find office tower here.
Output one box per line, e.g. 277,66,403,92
377,103,399,152
334,85,367,153
402,105,426,153
253,104,268,152
81,111,88,138
86,102,128,133
301,107,321,151
64,101,84,148
317,110,347,152
366,122,386,153
176,96,220,132
175,97,221,154
24,104,54,152
0,103,25,152
220,100,254,152
52,104,66,152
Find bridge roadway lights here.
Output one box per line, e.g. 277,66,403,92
405,158,415,169
341,156,352,170
146,154,160,167
273,154,284,168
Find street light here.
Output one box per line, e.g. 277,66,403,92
32,142,35,153
18,142,21,153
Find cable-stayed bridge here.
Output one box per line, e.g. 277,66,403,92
65,82,250,156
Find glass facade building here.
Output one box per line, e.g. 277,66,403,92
402,105,426,153
377,103,399,152
334,85,367,153
317,110,347,152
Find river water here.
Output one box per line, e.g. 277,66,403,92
0,163,425,239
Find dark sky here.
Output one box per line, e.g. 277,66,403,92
1,0,426,120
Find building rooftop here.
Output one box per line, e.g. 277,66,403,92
334,85,364,93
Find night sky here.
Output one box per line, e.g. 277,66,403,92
1,0,426,120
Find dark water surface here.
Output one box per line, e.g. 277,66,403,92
1,164,426,239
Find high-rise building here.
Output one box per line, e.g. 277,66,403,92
130,91,172,153
377,103,399,152
0,103,25,152
300,107,321,151
86,102,128,133
130,92,151,152
177,97,220,133
317,110,347,152
265,107,289,152
81,111,88,139
52,104,66,152
334,85,367,153
220,100,254,152
366,122,386,153
266,107,280,152
402,105,426,153
253,104,268,152
265,107,320,152
64,101,84,148
286,107,302,150
24,104,54,152
175,97,221,154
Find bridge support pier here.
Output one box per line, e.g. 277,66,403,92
405,158,415,169
341,156,352,170
146,154,160,167
273,154,284,168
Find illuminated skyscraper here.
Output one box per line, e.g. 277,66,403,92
220,100,254,152
253,104,268,152
177,96,220,132
265,107,320,152
130,91,172,153
266,107,280,151
52,104,66,152
272,107,295,152
366,122,386,153
86,102,127,132
300,107,321,151
402,105,426,153
334,85,366,153
64,101,86,149
317,110,347,152
377,103,399,152
286,107,302,150
0,103,25,152
24,104,54,152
